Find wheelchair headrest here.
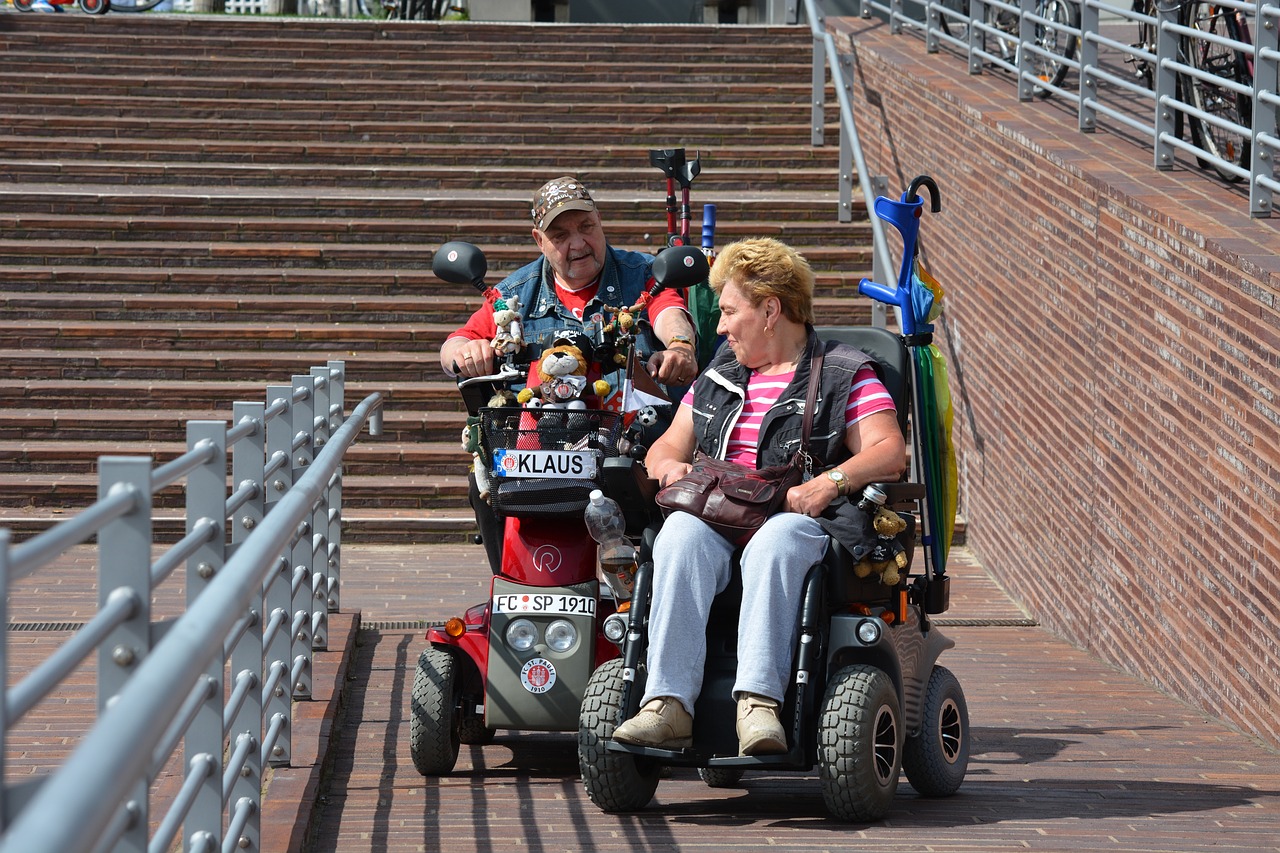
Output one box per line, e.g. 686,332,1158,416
814,326,910,437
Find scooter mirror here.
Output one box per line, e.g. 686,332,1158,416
650,245,710,293
432,241,488,292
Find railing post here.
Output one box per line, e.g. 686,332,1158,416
263,384,294,766
289,374,317,699
309,366,331,650
968,0,984,74
1079,0,1099,132
324,361,345,614
229,402,265,852
926,0,941,52
838,51,855,223
183,421,228,853
1251,0,1278,216
814,0,824,145
0,530,9,831
1153,0,1180,169
97,456,152,853
1018,0,1036,100
890,0,904,34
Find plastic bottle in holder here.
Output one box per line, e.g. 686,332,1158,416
584,489,636,600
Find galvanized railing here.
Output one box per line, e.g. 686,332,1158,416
0,362,384,853
817,0,1279,217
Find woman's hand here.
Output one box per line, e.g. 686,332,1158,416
785,476,841,518
648,459,694,488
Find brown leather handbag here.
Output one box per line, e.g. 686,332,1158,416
655,349,823,546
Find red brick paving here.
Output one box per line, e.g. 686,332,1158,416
8,545,1280,852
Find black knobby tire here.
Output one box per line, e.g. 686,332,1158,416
902,666,970,797
578,657,661,812
698,766,745,788
409,647,462,775
1183,0,1252,182
459,714,495,746
818,665,902,822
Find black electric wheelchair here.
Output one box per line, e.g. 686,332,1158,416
576,178,967,822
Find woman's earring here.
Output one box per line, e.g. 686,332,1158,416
764,324,774,338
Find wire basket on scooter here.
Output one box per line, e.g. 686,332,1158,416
480,407,625,518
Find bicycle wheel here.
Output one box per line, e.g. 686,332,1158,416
1183,1,1252,182
935,0,972,40
1030,0,1079,96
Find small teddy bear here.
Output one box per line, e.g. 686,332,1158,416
490,295,524,356
516,333,610,409
853,506,910,586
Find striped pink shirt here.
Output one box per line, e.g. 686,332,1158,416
685,365,894,468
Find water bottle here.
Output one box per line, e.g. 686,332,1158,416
584,489,636,599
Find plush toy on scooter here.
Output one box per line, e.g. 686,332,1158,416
489,294,525,356
517,331,611,409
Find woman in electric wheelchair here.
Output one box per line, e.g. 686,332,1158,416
612,237,907,755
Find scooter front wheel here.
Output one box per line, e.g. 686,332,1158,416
578,657,660,812
410,647,462,775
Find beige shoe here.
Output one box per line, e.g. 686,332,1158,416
612,697,693,749
737,693,787,756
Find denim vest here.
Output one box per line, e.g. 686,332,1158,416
689,328,883,559
493,245,658,359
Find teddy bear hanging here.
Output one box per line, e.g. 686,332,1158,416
516,331,611,409
853,506,910,586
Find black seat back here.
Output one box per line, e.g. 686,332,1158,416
814,325,911,437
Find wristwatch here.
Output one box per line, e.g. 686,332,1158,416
825,468,849,495
668,334,695,350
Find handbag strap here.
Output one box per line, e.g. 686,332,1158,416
799,345,824,460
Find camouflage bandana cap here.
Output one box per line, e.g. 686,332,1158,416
531,176,596,231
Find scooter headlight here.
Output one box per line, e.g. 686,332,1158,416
856,617,882,645
505,618,538,652
602,612,628,644
544,619,578,653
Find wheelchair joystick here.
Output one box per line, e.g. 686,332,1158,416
856,483,889,513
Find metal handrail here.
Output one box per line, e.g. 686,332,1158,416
849,0,1277,217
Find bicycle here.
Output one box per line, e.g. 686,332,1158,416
1181,1,1254,181
936,0,1081,97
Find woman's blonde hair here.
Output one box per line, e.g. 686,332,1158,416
708,237,816,325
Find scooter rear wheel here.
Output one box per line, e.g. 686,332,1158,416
578,657,661,812
902,665,969,797
410,647,462,775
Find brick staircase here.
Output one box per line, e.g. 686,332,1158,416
0,13,875,544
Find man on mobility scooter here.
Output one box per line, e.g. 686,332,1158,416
578,178,969,822
410,215,712,776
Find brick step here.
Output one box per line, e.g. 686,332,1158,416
0,319,448,351
0,240,871,274
0,161,837,192
0,114,821,147
0,348,445,383
0,292,872,327
0,76,817,105
0,265,875,300
0,438,474,478
0,470,474,512
0,212,868,247
0,17,804,47
0,406,461,445
0,190,856,224
0,379,461,411
0,137,839,170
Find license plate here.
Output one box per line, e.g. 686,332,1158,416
491,448,598,479
492,593,597,617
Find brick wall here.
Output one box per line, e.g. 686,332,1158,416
828,17,1280,749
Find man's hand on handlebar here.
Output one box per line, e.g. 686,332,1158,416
646,345,698,388
447,338,497,379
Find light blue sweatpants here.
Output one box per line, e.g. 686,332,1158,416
640,511,830,717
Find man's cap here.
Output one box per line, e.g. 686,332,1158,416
531,176,596,231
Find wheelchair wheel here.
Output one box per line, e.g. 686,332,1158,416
409,647,462,775
902,665,969,797
818,664,902,822
697,766,744,788
578,658,661,812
